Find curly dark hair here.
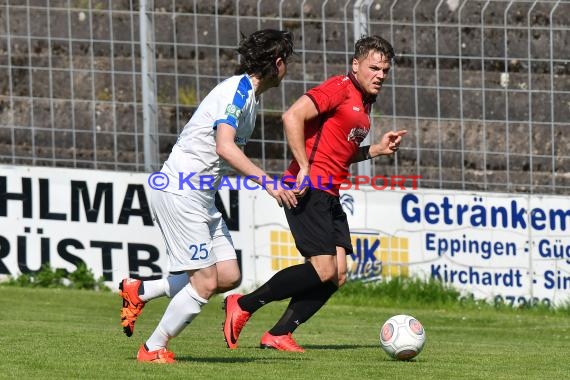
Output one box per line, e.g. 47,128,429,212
353,35,395,61
235,29,294,80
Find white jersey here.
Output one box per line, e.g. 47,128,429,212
160,74,258,202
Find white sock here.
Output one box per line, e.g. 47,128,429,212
139,273,189,302
145,283,207,351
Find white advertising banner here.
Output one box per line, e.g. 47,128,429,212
1,165,568,306
0,165,167,285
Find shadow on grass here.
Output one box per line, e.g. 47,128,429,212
174,356,301,363
303,344,379,350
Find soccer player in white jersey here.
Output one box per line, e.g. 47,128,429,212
118,29,296,363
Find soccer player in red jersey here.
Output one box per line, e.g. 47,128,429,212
223,35,407,352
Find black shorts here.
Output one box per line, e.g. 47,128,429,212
283,188,353,257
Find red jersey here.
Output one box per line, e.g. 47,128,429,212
283,73,375,196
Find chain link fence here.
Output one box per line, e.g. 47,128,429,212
1,0,568,194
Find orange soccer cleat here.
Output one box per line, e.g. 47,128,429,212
222,294,251,349
137,344,175,363
260,332,305,352
119,278,145,337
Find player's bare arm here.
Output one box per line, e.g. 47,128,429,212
352,129,407,163
216,123,298,209
282,95,319,196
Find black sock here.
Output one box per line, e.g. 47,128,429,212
268,281,338,336
238,262,322,314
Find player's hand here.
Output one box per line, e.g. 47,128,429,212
294,165,310,198
266,186,298,209
377,130,407,155
292,188,306,198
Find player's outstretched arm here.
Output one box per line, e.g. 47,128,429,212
352,129,407,163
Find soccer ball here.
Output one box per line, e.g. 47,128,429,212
379,314,426,360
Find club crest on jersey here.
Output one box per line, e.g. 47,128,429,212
347,127,368,144
225,104,242,119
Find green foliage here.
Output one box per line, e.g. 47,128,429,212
68,262,109,291
76,0,104,10
34,265,67,288
96,88,112,101
334,277,570,314
335,277,463,308
1,263,110,291
178,86,198,106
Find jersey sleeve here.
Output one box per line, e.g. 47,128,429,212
305,75,349,115
212,76,253,129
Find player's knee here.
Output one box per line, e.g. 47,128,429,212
311,256,337,282
217,273,242,292
228,272,242,288
337,264,347,286
191,276,218,299
316,266,337,283
337,272,347,287
201,283,218,299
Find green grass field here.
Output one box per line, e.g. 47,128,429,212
1,286,569,380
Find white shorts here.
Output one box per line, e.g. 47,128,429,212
150,189,236,272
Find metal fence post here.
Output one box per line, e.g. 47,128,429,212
140,0,159,172
354,0,373,177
